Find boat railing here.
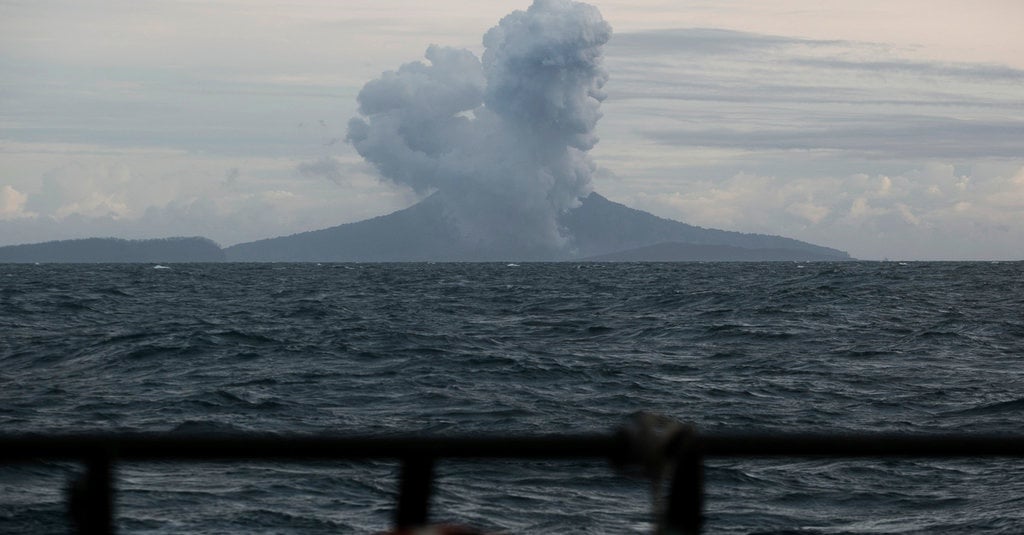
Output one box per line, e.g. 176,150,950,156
3,413,1024,534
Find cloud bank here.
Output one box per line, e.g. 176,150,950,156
346,0,611,252
629,163,1024,260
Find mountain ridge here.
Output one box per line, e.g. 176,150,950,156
0,237,225,263
0,193,851,262
563,193,848,259
224,192,851,262
583,241,845,262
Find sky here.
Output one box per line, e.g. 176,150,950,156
1,0,1022,260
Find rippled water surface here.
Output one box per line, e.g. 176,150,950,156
2,262,1023,533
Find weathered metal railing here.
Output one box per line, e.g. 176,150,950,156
3,415,1024,534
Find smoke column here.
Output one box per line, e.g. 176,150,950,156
347,0,611,253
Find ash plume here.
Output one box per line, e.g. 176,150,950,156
346,0,611,253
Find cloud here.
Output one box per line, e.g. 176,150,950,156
625,163,1024,260
786,201,829,224
639,118,1024,159
598,25,1024,172
296,156,347,184
788,58,1024,83
347,0,612,251
0,146,423,247
27,161,135,218
609,28,845,57
0,185,34,220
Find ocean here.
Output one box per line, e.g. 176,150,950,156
2,261,1023,533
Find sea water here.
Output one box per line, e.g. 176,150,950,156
1,262,1023,533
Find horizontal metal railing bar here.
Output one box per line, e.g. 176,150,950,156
5,430,1024,535
0,433,623,462
698,433,1024,458
3,432,1024,463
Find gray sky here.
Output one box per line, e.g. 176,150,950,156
2,0,1022,260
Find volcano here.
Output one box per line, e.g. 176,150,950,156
223,193,850,262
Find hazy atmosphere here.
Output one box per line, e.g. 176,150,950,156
2,0,1022,260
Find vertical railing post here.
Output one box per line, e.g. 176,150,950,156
394,455,435,529
68,451,115,534
663,430,704,535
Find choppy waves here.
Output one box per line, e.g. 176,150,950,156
1,262,1023,533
